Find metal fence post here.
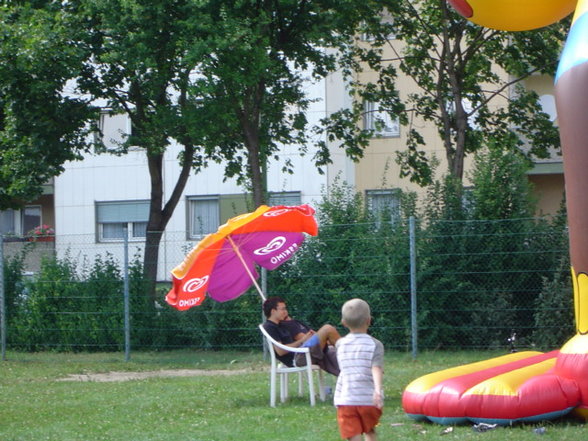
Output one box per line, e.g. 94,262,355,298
123,228,130,361
0,235,5,361
409,216,418,359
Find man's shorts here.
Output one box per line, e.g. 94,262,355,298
294,336,323,367
294,340,340,376
336,405,382,439
302,334,320,348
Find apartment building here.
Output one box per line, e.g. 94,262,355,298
350,36,564,217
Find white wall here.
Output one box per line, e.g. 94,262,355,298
54,75,341,280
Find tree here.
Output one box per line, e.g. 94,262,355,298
73,0,217,298
71,0,380,297
469,145,537,220
190,0,382,207
337,0,567,186
74,0,386,296
0,3,94,210
3,1,381,299
416,146,564,348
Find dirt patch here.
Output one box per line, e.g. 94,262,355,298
58,368,253,383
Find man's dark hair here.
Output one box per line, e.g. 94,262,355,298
263,296,285,318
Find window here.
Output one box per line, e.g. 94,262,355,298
0,209,16,235
360,12,395,41
95,110,143,152
366,189,400,224
364,101,400,138
128,117,144,149
538,94,557,122
188,196,219,238
0,206,41,236
95,110,129,151
268,191,302,206
96,201,149,242
22,206,42,235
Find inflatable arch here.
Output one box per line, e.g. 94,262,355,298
402,0,588,425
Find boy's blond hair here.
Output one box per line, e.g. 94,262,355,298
341,298,371,329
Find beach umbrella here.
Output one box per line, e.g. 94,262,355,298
165,204,318,310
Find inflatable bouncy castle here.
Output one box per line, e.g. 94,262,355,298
402,0,588,425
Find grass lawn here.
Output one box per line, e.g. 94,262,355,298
0,350,585,440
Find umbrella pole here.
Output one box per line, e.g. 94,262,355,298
228,237,267,301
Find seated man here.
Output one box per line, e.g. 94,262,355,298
262,296,340,376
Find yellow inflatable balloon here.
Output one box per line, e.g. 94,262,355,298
448,0,576,31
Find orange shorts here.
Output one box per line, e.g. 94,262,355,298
336,406,382,439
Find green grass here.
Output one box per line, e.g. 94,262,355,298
0,350,585,440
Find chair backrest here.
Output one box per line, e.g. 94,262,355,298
258,324,310,367
259,324,279,368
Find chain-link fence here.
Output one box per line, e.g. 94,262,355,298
0,216,575,359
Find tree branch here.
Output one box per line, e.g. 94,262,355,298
469,66,543,117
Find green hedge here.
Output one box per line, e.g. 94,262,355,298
2,151,575,351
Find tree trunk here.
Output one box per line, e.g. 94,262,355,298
439,9,467,184
238,81,267,208
452,108,467,182
143,152,166,303
144,229,163,303
143,142,194,302
247,142,265,208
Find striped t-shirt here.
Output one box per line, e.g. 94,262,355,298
334,332,384,406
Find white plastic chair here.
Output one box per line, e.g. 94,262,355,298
259,324,325,407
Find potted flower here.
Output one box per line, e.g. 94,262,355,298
28,224,55,242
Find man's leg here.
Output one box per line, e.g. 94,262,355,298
315,324,341,348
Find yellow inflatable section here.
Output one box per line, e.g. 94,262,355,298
404,351,542,395
402,351,581,425
448,0,575,31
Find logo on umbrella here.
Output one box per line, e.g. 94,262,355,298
254,236,286,255
179,297,203,308
184,276,209,292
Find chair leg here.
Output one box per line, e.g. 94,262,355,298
280,372,288,403
318,369,326,401
298,371,304,396
270,368,277,407
306,367,316,406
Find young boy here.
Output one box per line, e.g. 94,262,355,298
334,299,384,441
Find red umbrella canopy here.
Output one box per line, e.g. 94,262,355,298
165,204,318,310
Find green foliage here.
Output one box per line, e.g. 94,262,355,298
333,0,566,185
5,252,154,351
0,3,95,209
268,180,414,349
532,256,575,349
414,150,569,349
1,157,572,352
10,253,122,351
469,147,537,219
2,250,26,320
